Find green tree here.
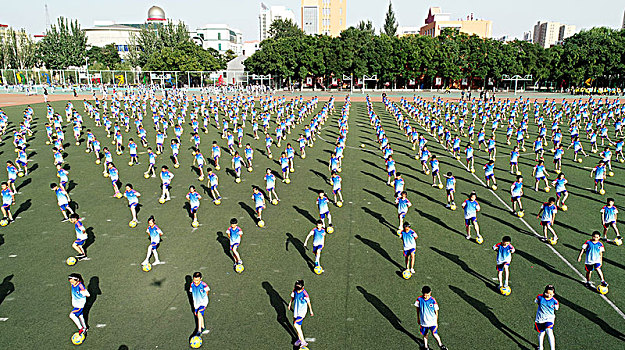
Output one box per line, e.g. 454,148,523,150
356,20,375,35
37,17,86,69
87,44,121,69
0,27,37,69
268,19,304,40
143,41,221,72
383,1,398,37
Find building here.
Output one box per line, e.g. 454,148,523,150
190,24,243,56
522,31,532,43
84,5,168,56
259,3,296,41
419,7,492,38
301,0,347,36
621,10,624,29
532,21,576,48
243,40,260,56
397,26,420,37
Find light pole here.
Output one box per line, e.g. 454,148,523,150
85,57,92,91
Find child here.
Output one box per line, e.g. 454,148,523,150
186,186,202,225
414,286,448,350
264,169,280,203
493,236,515,289
552,173,568,209
244,143,254,169
142,216,162,266
170,139,180,168
484,160,497,189
226,218,243,266
331,171,343,204
462,192,482,241
1,182,15,223
600,199,620,241
51,183,73,221
193,148,206,181
128,138,139,165
317,192,332,228
386,155,396,185
160,166,174,202
510,146,520,174
288,279,314,349
510,176,524,215
534,285,559,350
304,220,326,267
280,152,290,182
537,197,558,243
57,164,69,190
577,231,608,289
6,161,18,194
252,186,266,222
444,172,456,208
465,144,475,171
430,155,442,187
399,222,418,274
107,162,121,197
533,160,550,191
395,191,412,230
69,214,88,260
68,273,90,337
590,161,607,193
189,272,210,337
207,169,222,202
212,141,221,170
231,151,243,182
124,183,140,223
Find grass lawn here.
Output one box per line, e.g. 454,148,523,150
0,96,624,349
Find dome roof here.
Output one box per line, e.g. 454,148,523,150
147,6,166,20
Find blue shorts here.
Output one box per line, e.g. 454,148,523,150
399,212,407,219
2,203,10,209
535,322,554,333
294,316,304,325
510,162,518,166
537,176,545,180
320,213,328,219
150,242,159,250
540,221,552,226
432,170,439,176
8,178,15,184
230,243,239,250
333,188,341,194
71,307,84,317
511,196,521,201
60,204,69,211
210,185,218,190
585,263,601,272
190,206,198,213
195,306,206,316
129,203,137,208
404,248,416,256
74,239,85,246
256,205,265,211
420,325,438,335
486,174,494,180
313,245,323,253
556,190,567,196
16,160,26,166
465,218,476,226
388,170,395,176
111,180,118,185
496,262,509,271
595,179,604,184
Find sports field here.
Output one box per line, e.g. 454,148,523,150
0,95,624,350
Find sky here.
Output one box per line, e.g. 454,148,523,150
1,0,624,40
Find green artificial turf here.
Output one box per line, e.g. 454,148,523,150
0,96,624,349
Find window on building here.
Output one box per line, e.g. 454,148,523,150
218,43,222,51
218,33,221,40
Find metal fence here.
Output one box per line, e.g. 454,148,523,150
0,69,266,88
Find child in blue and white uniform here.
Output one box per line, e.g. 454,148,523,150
142,216,162,266
493,236,515,289
288,280,314,349
304,220,326,267
534,285,559,350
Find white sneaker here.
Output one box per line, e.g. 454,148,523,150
141,260,148,265
153,260,162,265
410,268,415,274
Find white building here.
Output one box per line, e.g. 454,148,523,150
532,21,576,48
191,24,243,56
397,26,420,36
243,40,260,56
259,3,296,41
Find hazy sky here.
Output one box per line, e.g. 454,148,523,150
1,0,624,40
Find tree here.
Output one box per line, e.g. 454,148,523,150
356,20,375,35
143,41,221,72
0,27,37,69
268,19,304,40
37,17,86,69
87,44,121,69
127,20,190,68
382,1,398,37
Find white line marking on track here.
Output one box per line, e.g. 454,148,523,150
8,255,17,258
0,318,8,321
96,323,107,328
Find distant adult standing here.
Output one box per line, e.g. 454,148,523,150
43,86,48,103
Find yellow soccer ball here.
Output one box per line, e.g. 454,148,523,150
456,155,461,160
144,173,150,179
116,151,122,156
75,142,80,146
258,220,265,228
114,192,122,199
174,163,180,169
597,285,609,295
158,198,166,204
518,211,525,218
545,187,550,193
614,237,623,246
425,170,430,175
71,332,85,345
190,335,202,349
438,183,444,189
128,161,133,166
500,286,511,296
215,165,221,171
198,176,204,181
314,266,324,275
285,178,291,184
578,158,583,163
360,144,365,148
235,264,245,274
337,168,342,173
214,199,221,205
142,263,152,272
268,154,273,159
95,159,101,165
522,147,527,152
470,167,475,173
156,151,161,155
235,177,241,183
450,204,457,211
46,141,51,145
66,257,77,266
561,204,568,212
492,185,498,191
85,149,90,153
0,219,8,227
327,226,335,234
620,159,624,164
192,220,199,228
17,172,24,178
271,199,278,205
129,220,137,228
337,201,343,208
248,167,253,172
600,189,606,195
402,270,412,280
301,154,306,159
476,236,484,244
609,171,615,177
103,173,109,178
549,238,558,246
